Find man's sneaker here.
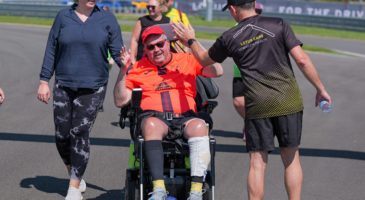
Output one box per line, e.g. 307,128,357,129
187,191,203,200
148,188,167,200
79,179,86,193
65,186,83,200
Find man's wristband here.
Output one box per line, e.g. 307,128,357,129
187,38,196,47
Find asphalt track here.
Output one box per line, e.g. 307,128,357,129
0,23,364,200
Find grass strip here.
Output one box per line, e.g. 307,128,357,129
0,15,340,54
0,15,53,26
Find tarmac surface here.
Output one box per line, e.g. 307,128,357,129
0,23,364,200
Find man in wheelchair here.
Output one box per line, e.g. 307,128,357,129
114,26,223,200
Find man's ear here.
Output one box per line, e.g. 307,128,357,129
229,5,237,15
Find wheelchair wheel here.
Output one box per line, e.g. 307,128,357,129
124,170,140,200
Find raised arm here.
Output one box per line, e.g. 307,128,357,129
114,47,132,107
200,42,223,78
201,63,224,78
172,22,216,66
114,68,132,107
290,46,332,106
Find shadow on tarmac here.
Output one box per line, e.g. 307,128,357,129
1,131,365,161
20,176,122,199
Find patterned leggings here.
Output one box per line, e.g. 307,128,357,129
53,84,106,180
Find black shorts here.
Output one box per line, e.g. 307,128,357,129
245,111,303,152
138,111,197,140
232,77,245,98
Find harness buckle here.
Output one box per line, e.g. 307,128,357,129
165,112,173,120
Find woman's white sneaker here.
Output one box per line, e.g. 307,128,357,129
79,179,86,193
65,186,83,200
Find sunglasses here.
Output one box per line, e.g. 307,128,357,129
146,5,156,10
146,40,166,51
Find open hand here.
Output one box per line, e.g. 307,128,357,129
120,46,132,68
171,22,196,46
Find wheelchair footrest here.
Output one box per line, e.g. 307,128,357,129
165,176,188,198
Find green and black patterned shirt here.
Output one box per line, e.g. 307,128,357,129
209,15,303,119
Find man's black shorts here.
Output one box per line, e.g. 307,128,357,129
138,111,199,140
245,111,303,152
232,77,245,98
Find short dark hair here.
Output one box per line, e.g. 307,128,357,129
237,2,255,11
222,0,255,11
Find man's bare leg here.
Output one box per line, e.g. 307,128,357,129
280,147,303,200
233,96,245,118
248,151,268,200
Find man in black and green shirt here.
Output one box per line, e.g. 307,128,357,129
172,0,332,199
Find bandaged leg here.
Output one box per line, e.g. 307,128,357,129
188,136,211,192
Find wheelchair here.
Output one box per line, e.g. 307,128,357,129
119,76,219,200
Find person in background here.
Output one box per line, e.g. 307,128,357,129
102,4,116,70
231,2,263,141
37,0,123,199
114,26,223,200
232,64,245,120
102,5,110,11
254,1,263,14
98,51,115,112
0,87,4,105
172,0,332,199
160,0,190,52
130,0,170,64
160,0,190,27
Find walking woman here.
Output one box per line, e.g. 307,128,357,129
37,0,123,199
130,0,170,64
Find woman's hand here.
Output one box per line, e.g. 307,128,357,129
37,81,51,104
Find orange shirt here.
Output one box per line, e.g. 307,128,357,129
126,53,203,113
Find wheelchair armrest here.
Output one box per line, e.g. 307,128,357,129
119,88,143,129
119,104,131,129
200,100,218,114
131,88,142,109
118,88,144,142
